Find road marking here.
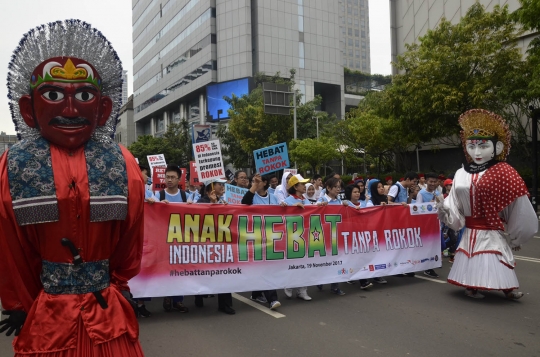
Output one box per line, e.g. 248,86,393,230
232,293,286,318
515,255,540,263
415,275,446,284
533,236,540,239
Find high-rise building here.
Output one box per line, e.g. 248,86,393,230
390,0,530,75
131,0,344,139
338,0,370,73
389,0,538,171
0,131,17,156
122,70,129,106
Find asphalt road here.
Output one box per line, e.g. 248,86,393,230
2,232,540,357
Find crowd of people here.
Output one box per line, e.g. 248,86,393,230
137,165,462,317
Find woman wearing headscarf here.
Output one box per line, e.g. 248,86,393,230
367,180,388,206
303,183,318,204
274,171,292,203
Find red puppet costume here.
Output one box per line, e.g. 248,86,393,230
0,20,145,356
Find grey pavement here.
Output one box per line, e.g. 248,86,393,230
2,234,540,357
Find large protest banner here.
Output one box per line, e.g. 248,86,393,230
130,203,441,298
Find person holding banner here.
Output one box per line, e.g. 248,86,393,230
241,174,282,310
315,177,347,295
437,109,538,300
344,184,373,209
282,174,313,300
196,178,235,314
153,165,190,313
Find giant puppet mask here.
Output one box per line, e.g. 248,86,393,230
7,20,123,147
18,57,112,150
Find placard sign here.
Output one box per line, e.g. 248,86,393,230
193,140,225,181
253,142,289,174
224,184,249,204
152,167,167,191
147,154,167,177
189,161,201,185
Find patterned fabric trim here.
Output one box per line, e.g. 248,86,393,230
41,259,110,295
85,139,128,222
8,137,58,226
7,138,128,225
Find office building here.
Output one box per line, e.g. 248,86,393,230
338,0,370,73
390,0,531,75
116,95,136,147
131,0,345,139
122,70,129,106
0,132,17,156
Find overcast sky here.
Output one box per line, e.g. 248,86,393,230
0,0,391,135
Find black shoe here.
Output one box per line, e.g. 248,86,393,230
360,281,373,289
424,269,439,278
406,273,415,277
218,304,235,315
195,296,204,307
173,302,189,313
137,304,152,317
163,297,172,312
316,285,323,291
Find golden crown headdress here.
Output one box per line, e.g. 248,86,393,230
459,109,511,162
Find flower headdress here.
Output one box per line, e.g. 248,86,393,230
459,109,511,162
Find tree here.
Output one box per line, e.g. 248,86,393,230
289,137,338,174
389,3,529,148
128,119,193,167
219,70,328,170
215,122,251,169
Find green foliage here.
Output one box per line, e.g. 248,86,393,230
390,3,527,144
220,69,330,170
128,119,193,167
215,122,251,169
344,68,392,95
289,137,339,174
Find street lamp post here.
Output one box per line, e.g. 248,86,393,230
530,107,539,214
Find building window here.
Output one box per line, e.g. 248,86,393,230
355,50,360,58
348,28,352,36
356,61,360,69
355,39,360,47
299,42,305,68
156,117,165,133
355,29,359,37
348,38,353,46
361,30,366,38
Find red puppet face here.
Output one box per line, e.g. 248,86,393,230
19,57,112,150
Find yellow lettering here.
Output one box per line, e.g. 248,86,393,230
217,214,233,242
184,214,200,243
167,214,183,243
200,215,216,242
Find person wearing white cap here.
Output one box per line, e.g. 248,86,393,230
282,174,313,300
